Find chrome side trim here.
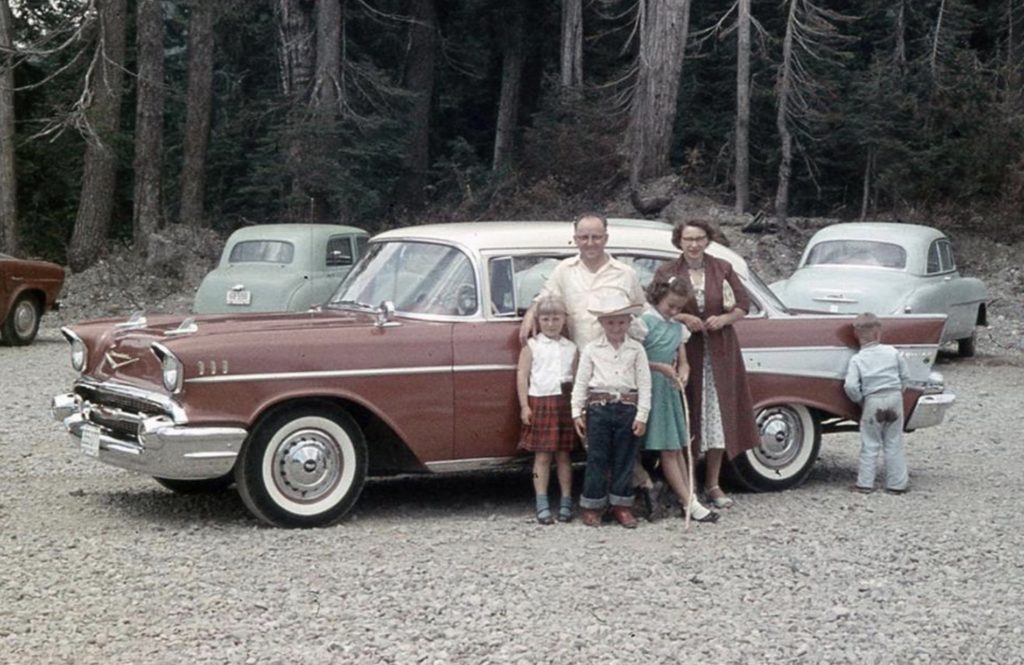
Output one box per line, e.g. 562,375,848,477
186,364,505,385
424,456,524,473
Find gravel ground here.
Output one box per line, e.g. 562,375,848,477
2,326,1023,664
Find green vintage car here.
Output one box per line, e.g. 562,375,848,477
193,224,369,314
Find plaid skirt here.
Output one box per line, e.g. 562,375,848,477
518,393,575,453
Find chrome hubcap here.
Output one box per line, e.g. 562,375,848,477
13,301,37,337
272,428,343,502
754,407,804,469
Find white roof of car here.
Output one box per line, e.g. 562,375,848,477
372,219,749,275
808,222,946,246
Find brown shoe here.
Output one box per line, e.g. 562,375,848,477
581,509,603,527
610,506,638,529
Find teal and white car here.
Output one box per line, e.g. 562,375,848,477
193,224,369,314
770,223,988,356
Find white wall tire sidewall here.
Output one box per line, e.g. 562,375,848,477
746,404,816,484
260,415,358,517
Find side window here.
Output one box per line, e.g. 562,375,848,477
486,254,566,316
615,255,661,287
926,241,941,274
354,235,369,259
938,240,955,272
326,236,354,267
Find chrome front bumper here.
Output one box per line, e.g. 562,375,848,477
906,391,956,430
52,392,247,480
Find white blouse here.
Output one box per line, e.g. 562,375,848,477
527,335,577,396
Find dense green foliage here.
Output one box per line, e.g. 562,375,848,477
6,0,1024,262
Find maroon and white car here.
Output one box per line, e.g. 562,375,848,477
51,220,955,527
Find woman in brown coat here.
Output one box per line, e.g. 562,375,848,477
653,219,759,508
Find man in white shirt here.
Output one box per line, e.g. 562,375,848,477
518,213,644,351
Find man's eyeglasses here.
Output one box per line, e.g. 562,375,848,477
574,234,607,243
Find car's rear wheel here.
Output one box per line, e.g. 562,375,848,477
1,294,41,346
957,331,976,358
154,473,234,495
730,404,821,491
235,403,367,528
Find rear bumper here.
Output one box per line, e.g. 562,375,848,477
906,391,956,430
52,392,247,480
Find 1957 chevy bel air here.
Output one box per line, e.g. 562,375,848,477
52,220,955,527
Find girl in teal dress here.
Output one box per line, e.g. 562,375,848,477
638,278,719,523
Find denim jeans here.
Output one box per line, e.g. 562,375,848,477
579,402,640,510
857,390,909,491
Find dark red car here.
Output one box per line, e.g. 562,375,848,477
0,253,64,345
51,221,955,527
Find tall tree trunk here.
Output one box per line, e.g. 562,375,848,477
492,3,524,172
560,0,583,91
178,0,215,227
394,0,437,208
894,0,907,69
930,0,945,80
133,0,165,248
311,0,341,114
774,0,797,227
0,0,18,254
734,0,751,213
277,0,316,102
68,0,128,272
625,0,691,186
860,148,874,220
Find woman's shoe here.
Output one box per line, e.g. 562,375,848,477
557,502,573,523
684,497,720,523
705,485,734,509
536,507,554,525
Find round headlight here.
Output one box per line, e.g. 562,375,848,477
61,328,87,372
161,353,182,392
70,338,87,372
152,343,184,393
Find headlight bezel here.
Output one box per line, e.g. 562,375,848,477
61,327,87,372
151,343,184,394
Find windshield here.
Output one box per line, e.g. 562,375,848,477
805,240,906,269
330,241,478,316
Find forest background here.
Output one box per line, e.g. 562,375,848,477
2,0,1024,271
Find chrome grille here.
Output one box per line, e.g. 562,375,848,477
75,386,165,418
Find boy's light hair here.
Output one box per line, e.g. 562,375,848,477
853,312,882,331
535,294,568,317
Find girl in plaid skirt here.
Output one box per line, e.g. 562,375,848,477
517,295,578,524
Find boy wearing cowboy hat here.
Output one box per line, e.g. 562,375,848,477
571,290,652,528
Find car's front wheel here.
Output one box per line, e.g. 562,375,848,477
1,294,41,346
235,403,367,528
730,404,821,491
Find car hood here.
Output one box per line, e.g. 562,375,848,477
70,309,390,388
771,268,917,314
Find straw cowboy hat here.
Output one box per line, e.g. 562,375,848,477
587,290,643,318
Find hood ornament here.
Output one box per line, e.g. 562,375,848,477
104,350,139,370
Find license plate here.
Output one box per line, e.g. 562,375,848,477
226,289,251,306
81,424,101,457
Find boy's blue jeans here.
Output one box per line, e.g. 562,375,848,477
857,390,909,491
580,402,640,510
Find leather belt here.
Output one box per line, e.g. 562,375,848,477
586,390,639,407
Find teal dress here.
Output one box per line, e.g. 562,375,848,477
639,308,689,452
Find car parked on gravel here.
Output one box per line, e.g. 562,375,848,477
770,222,987,356
192,224,369,314
1,253,64,346
51,220,956,527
